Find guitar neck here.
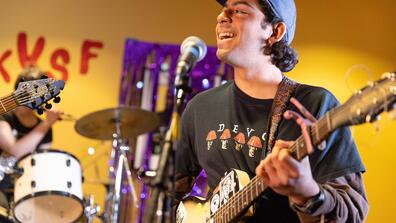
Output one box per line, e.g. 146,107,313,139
0,94,18,116
213,112,335,222
289,112,333,161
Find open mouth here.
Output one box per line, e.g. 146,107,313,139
218,32,236,40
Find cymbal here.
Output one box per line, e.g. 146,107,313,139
75,106,160,140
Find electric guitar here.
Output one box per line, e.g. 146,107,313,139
0,78,65,116
0,78,65,181
176,72,396,223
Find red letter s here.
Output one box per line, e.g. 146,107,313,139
50,48,70,81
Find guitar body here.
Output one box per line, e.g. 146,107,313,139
177,197,209,223
177,73,396,223
177,169,252,223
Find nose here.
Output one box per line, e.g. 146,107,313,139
217,10,231,24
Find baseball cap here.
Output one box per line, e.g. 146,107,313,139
216,0,296,45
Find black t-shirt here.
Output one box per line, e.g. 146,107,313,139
0,112,52,193
1,112,52,146
176,80,365,222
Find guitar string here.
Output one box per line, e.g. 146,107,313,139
1,88,55,109
220,176,264,222
2,93,41,105
12,87,55,103
212,138,311,221
212,120,331,222
0,95,20,112
212,176,263,222
215,140,313,221
217,131,326,222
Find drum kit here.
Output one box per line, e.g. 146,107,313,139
0,106,160,223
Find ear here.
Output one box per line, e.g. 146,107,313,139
268,22,286,45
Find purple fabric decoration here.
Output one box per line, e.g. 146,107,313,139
119,38,232,222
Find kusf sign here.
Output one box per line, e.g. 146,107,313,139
0,32,104,82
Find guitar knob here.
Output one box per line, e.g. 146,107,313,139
37,108,44,115
53,96,61,103
45,103,52,110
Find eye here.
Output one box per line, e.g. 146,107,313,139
234,9,246,14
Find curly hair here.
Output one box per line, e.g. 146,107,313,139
259,1,298,72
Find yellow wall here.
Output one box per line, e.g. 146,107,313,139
0,0,395,222
290,1,396,222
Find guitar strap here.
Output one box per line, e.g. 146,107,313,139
261,76,299,159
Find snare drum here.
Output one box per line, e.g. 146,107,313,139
13,149,83,223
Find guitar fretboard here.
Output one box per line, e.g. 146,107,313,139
0,94,18,116
212,114,333,223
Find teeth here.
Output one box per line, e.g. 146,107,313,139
219,32,235,40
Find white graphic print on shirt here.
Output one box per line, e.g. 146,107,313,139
205,123,266,158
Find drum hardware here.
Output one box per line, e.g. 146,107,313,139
137,168,157,185
0,207,14,223
0,156,23,182
75,106,160,223
105,129,140,223
0,191,13,223
83,194,101,223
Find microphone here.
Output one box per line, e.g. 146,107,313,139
143,38,206,223
174,36,207,89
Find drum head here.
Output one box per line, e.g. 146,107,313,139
13,193,83,223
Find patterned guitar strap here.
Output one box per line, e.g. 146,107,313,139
261,76,299,159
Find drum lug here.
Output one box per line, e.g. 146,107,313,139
30,158,35,166
31,180,36,188
67,181,72,188
66,159,71,167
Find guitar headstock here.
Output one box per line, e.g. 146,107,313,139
331,72,396,129
13,78,65,110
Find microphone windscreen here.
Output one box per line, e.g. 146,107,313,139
180,36,207,62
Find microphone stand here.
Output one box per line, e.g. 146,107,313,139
143,69,192,223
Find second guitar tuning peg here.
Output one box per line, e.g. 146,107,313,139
45,103,52,110
53,96,61,103
37,108,44,115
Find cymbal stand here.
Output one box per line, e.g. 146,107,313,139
105,117,139,223
84,194,100,223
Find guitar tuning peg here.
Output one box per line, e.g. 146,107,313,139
45,103,52,110
37,108,44,115
53,96,61,103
